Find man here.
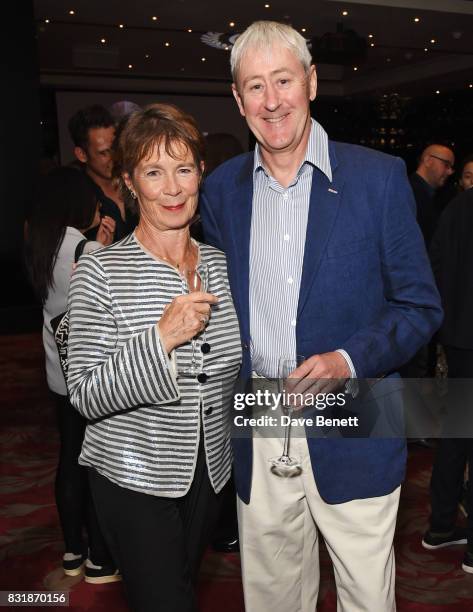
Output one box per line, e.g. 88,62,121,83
68,105,134,240
410,144,455,247
201,21,442,611
422,187,473,572
401,145,454,381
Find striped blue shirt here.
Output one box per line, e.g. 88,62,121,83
249,119,355,380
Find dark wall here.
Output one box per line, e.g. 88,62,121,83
312,89,473,174
0,2,41,325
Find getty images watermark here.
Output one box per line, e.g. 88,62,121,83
233,389,359,428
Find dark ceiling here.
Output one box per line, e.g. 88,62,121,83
34,0,473,98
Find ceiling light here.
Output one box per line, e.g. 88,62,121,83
368,34,374,38
435,90,440,94
469,84,473,88
165,42,170,47
301,28,307,33
342,11,348,16
414,17,420,22
386,58,391,62
145,54,150,59
424,47,428,52
187,28,192,32
152,16,158,21
265,3,270,7
100,38,106,44
430,38,436,43
370,43,374,47
229,21,235,27
69,10,75,15
119,24,124,29
201,57,206,61
353,66,358,71
128,64,133,69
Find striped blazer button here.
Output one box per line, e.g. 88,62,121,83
204,405,213,415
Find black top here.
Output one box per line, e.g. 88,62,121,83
409,172,438,247
84,174,138,241
430,187,473,349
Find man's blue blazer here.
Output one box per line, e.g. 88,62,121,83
200,140,443,504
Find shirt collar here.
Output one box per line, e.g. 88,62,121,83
253,118,332,183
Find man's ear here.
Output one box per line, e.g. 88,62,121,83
232,83,246,118
308,65,317,101
74,146,88,164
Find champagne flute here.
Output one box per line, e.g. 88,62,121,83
269,355,305,477
179,263,209,376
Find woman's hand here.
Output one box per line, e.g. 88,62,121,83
96,215,116,246
158,292,218,353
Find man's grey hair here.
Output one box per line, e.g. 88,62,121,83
231,21,312,85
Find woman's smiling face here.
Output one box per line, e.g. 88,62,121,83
125,140,202,232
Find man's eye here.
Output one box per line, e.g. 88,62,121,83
279,79,290,85
147,171,158,177
250,84,263,91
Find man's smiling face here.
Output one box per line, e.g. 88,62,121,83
232,45,316,159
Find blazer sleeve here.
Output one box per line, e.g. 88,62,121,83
340,157,443,378
67,254,180,420
200,183,223,250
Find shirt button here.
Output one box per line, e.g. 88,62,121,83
197,373,209,383
204,405,213,415
284,234,290,241
291,319,296,327
287,277,294,284
283,192,288,200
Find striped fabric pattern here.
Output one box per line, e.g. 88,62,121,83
67,233,242,497
249,119,332,378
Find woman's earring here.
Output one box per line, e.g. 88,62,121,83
129,188,137,199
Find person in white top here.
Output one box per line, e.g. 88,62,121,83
25,166,117,583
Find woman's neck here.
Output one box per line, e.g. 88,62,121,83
135,221,195,269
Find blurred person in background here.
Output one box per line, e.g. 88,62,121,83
69,104,136,240
24,167,118,583
410,143,455,248
459,155,473,191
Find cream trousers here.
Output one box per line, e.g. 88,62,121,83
237,430,400,612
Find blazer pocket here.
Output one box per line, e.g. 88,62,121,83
326,235,376,259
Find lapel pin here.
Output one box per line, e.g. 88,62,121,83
328,188,338,194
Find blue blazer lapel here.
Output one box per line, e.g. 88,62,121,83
297,143,344,318
229,155,254,342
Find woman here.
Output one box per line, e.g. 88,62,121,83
459,154,473,191
67,103,242,611
24,167,119,583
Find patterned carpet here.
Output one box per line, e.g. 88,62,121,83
1,333,472,611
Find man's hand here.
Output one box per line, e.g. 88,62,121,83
286,351,351,403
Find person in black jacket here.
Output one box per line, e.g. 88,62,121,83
68,105,137,240
409,144,455,248
422,187,473,573
401,144,455,381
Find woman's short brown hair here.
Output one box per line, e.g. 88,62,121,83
113,103,205,199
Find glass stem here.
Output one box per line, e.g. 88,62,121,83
282,422,291,457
